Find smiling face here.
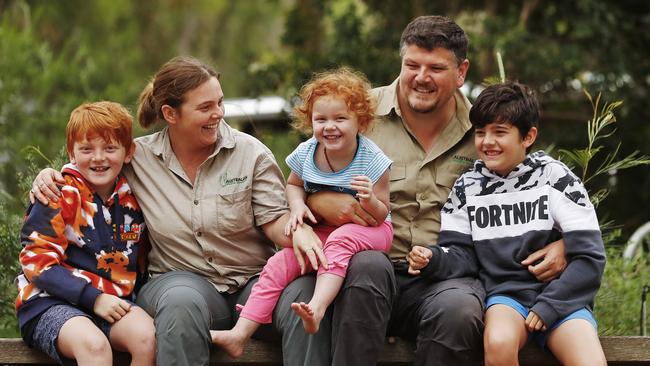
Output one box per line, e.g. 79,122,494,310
474,121,537,177
311,96,359,156
70,135,134,200
398,45,468,115
164,76,225,151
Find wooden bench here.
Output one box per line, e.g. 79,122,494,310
1,336,649,365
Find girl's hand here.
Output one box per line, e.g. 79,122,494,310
31,168,65,205
525,310,547,332
93,293,131,323
292,224,328,274
350,175,374,201
284,204,318,236
407,246,433,275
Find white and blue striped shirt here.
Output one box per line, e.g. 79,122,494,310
286,135,392,197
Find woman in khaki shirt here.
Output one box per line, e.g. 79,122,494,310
31,56,330,366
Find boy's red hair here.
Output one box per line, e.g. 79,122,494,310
66,101,133,155
293,67,375,134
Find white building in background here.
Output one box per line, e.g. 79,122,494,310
223,96,292,130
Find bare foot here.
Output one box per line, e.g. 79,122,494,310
291,302,322,334
210,330,246,358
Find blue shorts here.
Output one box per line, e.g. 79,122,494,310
486,295,597,349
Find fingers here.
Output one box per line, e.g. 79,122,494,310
314,246,328,270
305,248,319,272
306,210,318,224
521,246,548,266
40,169,64,201
351,176,372,199
525,312,546,332
350,214,369,226
528,265,556,282
354,206,377,226
293,246,306,275
407,267,421,276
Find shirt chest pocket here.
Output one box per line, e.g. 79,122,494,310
389,163,407,202
435,166,467,189
216,188,254,235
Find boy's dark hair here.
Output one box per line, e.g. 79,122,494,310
400,15,468,65
469,82,540,137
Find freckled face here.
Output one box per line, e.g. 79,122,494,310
70,136,133,199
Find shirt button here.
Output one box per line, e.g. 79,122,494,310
207,257,213,263
194,200,199,205
197,231,202,237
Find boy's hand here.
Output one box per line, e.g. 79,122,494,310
350,175,374,201
407,246,433,275
93,293,131,323
525,310,547,332
284,204,318,236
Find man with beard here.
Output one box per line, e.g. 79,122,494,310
308,15,568,366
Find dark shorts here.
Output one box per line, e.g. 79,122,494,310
29,305,114,365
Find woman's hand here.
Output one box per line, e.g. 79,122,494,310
93,293,131,323
291,224,328,275
30,168,65,205
407,245,433,275
521,239,567,282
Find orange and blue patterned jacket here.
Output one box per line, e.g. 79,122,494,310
15,164,147,329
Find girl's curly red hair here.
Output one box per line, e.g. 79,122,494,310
293,67,375,134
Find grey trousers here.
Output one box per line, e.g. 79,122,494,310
136,270,330,366
330,251,486,366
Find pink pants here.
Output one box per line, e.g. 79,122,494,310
239,221,393,324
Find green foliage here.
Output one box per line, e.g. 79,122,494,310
0,144,65,338
0,206,20,337
0,0,649,338
257,130,303,178
595,247,650,336
558,92,650,208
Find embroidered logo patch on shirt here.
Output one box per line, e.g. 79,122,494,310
220,173,249,187
451,155,475,166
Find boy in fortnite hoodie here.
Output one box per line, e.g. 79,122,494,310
407,82,607,366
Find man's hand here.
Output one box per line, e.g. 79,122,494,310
407,245,433,275
292,224,328,274
306,191,377,227
521,239,567,282
30,168,64,205
93,293,131,323
525,310,547,332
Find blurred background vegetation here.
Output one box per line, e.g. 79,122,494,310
1,0,648,337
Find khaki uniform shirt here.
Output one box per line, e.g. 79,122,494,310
123,122,288,292
366,78,477,261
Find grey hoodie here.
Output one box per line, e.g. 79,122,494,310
420,151,606,327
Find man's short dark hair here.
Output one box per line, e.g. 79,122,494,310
400,15,468,65
469,82,540,137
